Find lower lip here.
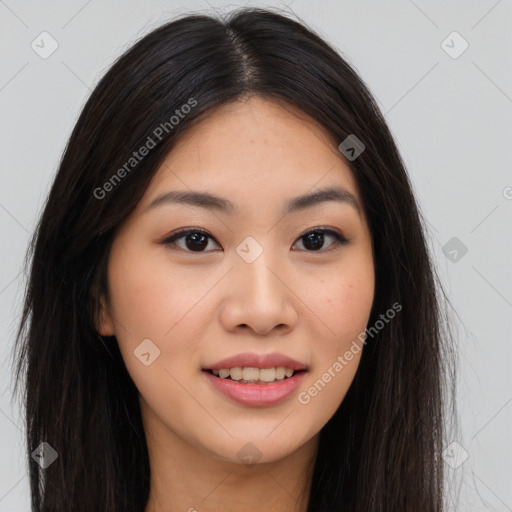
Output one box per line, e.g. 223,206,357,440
202,370,307,407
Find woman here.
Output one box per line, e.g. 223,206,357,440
11,7,457,511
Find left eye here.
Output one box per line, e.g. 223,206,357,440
161,228,221,253
292,228,348,252
161,227,348,253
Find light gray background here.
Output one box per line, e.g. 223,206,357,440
1,0,511,510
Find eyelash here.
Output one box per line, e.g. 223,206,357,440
160,226,349,254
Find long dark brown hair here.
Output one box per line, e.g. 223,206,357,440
11,7,457,511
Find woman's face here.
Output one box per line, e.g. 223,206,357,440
98,96,375,465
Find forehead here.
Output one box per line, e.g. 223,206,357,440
141,96,362,213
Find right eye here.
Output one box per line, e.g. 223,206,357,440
160,228,221,253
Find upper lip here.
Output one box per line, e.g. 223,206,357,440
204,352,308,371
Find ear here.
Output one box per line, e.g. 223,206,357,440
96,293,115,336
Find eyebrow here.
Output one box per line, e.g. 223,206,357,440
145,185,361,216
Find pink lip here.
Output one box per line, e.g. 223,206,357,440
202,369,307,407
204,352,308,371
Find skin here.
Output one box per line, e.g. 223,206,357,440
97,96,375,512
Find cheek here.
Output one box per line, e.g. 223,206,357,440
106,242,205,413
314,262,375,347
303,256,373,411
107,241,202,338
106,239,225,379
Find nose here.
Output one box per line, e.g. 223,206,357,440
219,246,298,336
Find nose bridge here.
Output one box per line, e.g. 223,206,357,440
224,234,296,332
234,235,282,298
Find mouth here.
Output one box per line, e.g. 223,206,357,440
201,367,308,407
201,352,309,406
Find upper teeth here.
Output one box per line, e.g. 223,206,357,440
212,367,294,381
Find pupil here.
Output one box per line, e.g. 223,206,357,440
304,232,324,251
186,233,207,251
